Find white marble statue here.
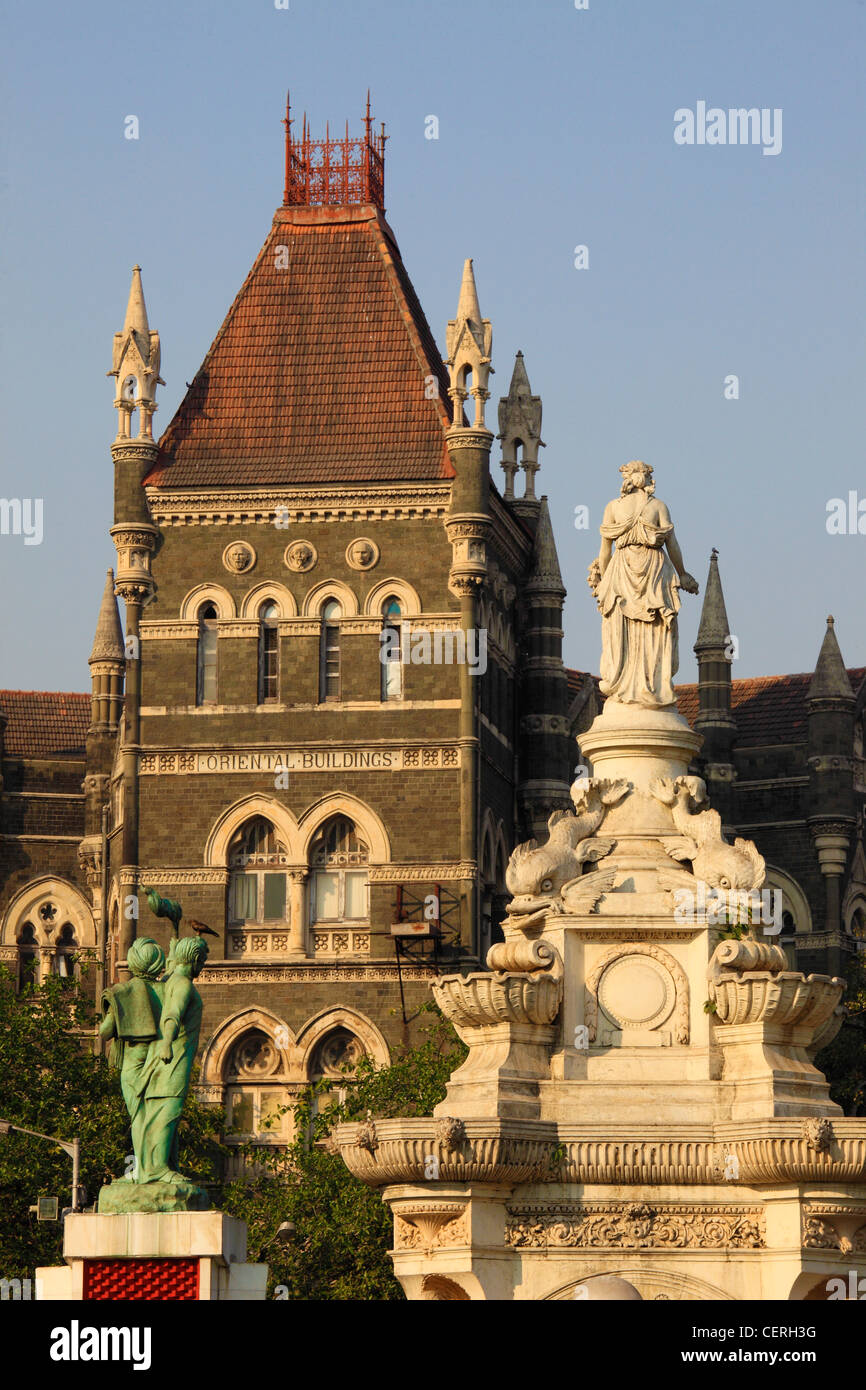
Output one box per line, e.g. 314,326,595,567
588,461,699,707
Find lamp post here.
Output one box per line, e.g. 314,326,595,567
0,1119,82,1212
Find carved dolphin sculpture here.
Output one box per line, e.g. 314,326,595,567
504,778,628,929
650,776,765,892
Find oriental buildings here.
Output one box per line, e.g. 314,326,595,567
0,101,863,1142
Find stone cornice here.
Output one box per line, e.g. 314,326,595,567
145,483,452,525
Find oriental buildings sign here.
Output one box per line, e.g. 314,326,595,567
138,746,462,775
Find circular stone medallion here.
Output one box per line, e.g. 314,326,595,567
222,540,256,575
598,955,674,1031
346,537,379,570
284,541,317,572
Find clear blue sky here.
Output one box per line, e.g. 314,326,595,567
1,0,863,691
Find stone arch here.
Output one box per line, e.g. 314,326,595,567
544,1266,733,1300
764,863,813,934
296,1006,390,1079
494,824,510,889
297,793,391,865
204,795,302,867
1,876,96,949
421,1275,471,1301
363,578,422,618
239,583,298,619
479,810,497,882
200,1006,296,1090
301,580,359,617
179,583,236,620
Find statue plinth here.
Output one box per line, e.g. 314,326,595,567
578,701,703,788
97,1176,209,1214
35,1211,267,1301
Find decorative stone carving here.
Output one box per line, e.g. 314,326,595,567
394,1205,468,1251
506,1203,765,1251
435,1116,467,1152
803,1117,835,1153
345,537,379,570
651,775,765,891
504,777,629,930
585,945,689,1045
433,970,562,1029
355,1115,378,1154
707,936,844,1032
284,540,317,572
222,540,256,574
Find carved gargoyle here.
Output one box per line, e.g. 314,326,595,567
650,776,765,891
504,778,628,929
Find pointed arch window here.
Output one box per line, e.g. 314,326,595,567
228,817,289,925
309,817,369,924
16,922,39,991
52,923,78,986
380,597,403,701
320,599,342,701
258,601,280,704
197,602,219,705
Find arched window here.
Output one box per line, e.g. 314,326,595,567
380,597,402,701
197,602,219,705
17,923,39,991
52,922,78,985
309,817,369,925
320,600,342,701
228,818,289,925
258,601,279,704
224,1030,289,1142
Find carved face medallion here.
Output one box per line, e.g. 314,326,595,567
222,541,256,574
346,538,379,570
284,541,317,572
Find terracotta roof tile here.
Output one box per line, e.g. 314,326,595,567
145,205,454,488
0,691,89,759
567,668,865,746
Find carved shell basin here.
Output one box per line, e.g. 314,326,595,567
432,971,563,1028
710,971,844,1028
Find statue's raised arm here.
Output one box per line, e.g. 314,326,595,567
588,461,698,708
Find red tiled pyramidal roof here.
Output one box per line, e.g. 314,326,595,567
0,690,89,759
145,205,455,488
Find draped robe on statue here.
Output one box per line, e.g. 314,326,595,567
595,498,681,707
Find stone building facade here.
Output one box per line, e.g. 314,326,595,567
0,105,572,1144
1,105,863,1147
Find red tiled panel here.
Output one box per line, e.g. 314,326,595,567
83,1258,199,1301
0,689,89,758
145,204,455,489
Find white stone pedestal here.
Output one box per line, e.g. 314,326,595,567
36,1211,267,1301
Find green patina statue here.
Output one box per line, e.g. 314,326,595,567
97,895,211,1213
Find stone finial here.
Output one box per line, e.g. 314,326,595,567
89,569,125,665
497,351,544,499
694,548,731,654
808,616,854,702
108,265,165,441
445,258,493,429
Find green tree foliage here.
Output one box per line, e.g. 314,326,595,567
220,1003,468,1300
816,951,866,1116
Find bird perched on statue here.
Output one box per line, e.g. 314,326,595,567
185,919,218,939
